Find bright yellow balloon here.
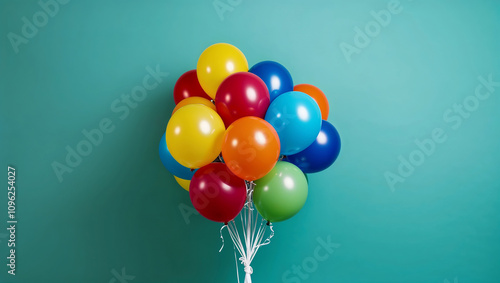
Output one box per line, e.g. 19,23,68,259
166,104,225,169
196,43,248,99
174,176,190,191
172,97,215,115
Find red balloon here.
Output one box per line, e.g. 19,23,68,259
173,70,212,104
215,72,270,128
189,163,247,223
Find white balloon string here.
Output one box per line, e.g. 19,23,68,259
228,221,245,257
241,209,247,240
219,224,227,252
243,181,255,209
245,202,251,265
249,221,274,263
224,184,275,283
261,222,275,246
249,222,265,263
233,244,240,283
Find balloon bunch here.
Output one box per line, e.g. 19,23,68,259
159,43,341,282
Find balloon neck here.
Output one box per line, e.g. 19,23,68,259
266,221,270,226
190,168,195,172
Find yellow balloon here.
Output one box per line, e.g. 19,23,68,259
196,43,248,99
172,97,215,115
174,176,190,191
166,104,225,169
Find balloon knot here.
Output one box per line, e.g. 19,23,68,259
190,168,195,172
244,265,253,275
266,221,270,226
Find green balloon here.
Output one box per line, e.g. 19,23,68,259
253,161,308,222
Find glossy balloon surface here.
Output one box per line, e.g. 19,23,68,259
294,84,329,120
174,176,190,191
215,72,270,127
189,163,247,223
285,120,341,173
265,91,322,155
222,117,280,181
166,104,225,169
173,69,211,104
158,132,196,179
172,97,215,115
253,161,308,222
249,61,293,101
197,43,248,99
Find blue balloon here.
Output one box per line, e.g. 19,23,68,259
265,91,322,155
159,133,196,179
249,61,293,101
285,120,341,173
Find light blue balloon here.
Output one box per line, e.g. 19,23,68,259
265,91,322,155
159,133,196,179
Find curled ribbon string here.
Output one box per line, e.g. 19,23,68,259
219,224,227,253
260,221,274,246
223,181,275,283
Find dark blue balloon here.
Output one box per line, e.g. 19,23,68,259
285,120,341,173
159,133,196,179
249,61,293,101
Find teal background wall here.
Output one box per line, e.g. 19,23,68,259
1,0,499,282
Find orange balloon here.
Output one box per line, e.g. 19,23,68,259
172,97,215,115
222,117,280,181
294,84,329,120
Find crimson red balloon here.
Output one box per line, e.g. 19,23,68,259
215,72,270,127
173,70,212,104
189,163,247,223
